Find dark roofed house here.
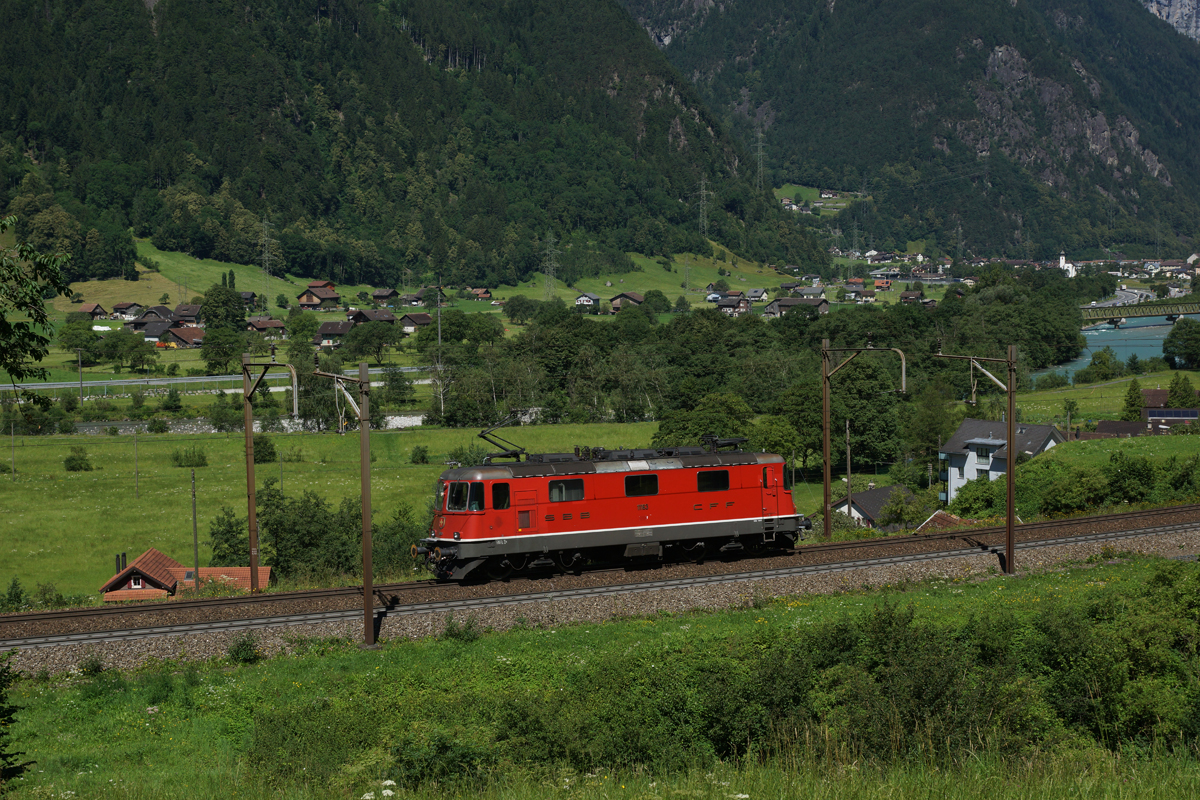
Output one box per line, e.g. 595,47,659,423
138,321,176,343
470,288,492,301
899,291,923,304
610,292,644,312
174,304,202,325
166,327,207,348
1142,388,1200,408
1094,420,1152,437
246,317,286,337
139,305,176,322
112,302,143,320
399,312,433,334
78,303,107,320
832,483,913,530
716,296,751,317
939,418,1064,504
747,288,768,302
298,282,341,310
763,297,828,318
347,308,397,325
239,291,258,308
372,288,399,305
315,320,354,347
575,292,601,308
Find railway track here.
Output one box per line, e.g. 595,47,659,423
4,510,1198,651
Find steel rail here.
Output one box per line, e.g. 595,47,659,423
4,518,1197,651
2,503,1198,632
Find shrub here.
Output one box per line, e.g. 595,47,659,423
55,419,76,435
1034,372,1070,391
159,388,183,412
228,631,262,664
64,446,93,472
1,652,30,786
252,434,277,464
61,393,78,413
147,418,169,433
0,578,25,613
170,446,208,468
142,671,175,706
131,390,145,409
447,443,488,467
105,426,119,436
280,446,305,463
78,653,105,677
410,445,430,464
440,613,481,643
166,363,179,377
35,582,65,608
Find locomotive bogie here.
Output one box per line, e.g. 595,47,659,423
416,448,809,581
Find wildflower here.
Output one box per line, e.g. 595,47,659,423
146,706,159,714
382,780,396,787
362,793,376,800
382,792,395,798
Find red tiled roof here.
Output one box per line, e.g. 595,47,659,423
300,287,340,300
102,588,171,603
99,548,183,594
167,566,272,592
915,510,972,533
170,327,207,345
79,303,104,314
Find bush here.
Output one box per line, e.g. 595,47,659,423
410,445,430,464
228,632,262,664
0,578,26,613
280,446,305,463
131,390,145,409
105,426,119,436
78,653,105,676
55,419,76,435
440,613,481,643
1034,372,1070,391
171,446,208,468
159,388,183,412
447,443,488,467
64,446,93,472
252,434,277,464
147,418,169,433
61,393,78,413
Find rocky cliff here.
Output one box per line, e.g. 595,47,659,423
1142,0,1200,40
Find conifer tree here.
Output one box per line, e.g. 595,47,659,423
1121,378,1143,421
1167,372,1196,409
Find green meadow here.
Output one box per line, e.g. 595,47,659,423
1016,370,1200,424
6,554,1199,799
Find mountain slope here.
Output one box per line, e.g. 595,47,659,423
0,0,827,288
621,0,1200,258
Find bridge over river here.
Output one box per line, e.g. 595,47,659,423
1080,302,1200,327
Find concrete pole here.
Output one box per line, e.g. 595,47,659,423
821,339,832,541
1006,344,1017,575
359,362,375,647
192,468,199,591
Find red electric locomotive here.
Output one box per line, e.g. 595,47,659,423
414,429,810,581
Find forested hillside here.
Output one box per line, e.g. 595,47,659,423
621,0,1200,259
0,0,826,288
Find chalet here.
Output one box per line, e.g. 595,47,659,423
314,320,353,347
347,308,397,326
833,484,913,530
899,291,924,304
1142,388,1200,409
793,297,829,314
847,278,865,288
747,288,768,302
779,282,801,292
857,290,877,303
1094,420,1152,437
795,287,825,299
78,303,107,320
174,304,202,325
112,302,143,320
135,321,175,343
99,548,271,602
939,419,1064,504
239,291,259,309
399,312,433,335
575,292,601,308
166,327,207,348
140,306,176,322
610,292,644,312
716,296,752,317
470,288,492,301
763,297,829,318
874,279,893,291
399,293,423,307
297,281,341,310
246,318,286,337
372,288,399,305
725,289,743,297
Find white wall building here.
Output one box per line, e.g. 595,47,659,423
939,419,1064,504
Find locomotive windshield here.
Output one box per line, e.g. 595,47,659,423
447,481,485,511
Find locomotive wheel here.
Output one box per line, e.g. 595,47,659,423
485,557,513,581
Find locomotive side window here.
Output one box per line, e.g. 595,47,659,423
549,479,585,502
436,480,447,509
468,482,484,511
625,474,658,497
447,482,469,511
763,467,770,488
697,470,730,492
492,483,511,510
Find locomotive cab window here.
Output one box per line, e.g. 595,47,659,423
625,474,658,497
492,483,510,510
697,470,730,492
468,482,484,511
549,479,585,503
447,482,469,511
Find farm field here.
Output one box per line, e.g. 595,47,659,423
7,554,1199,799
0,423,658,598
1016,370,1200,424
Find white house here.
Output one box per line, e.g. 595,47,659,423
939,418,1064,504
575,292,600,308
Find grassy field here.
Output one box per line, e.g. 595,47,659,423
0,423,658,598
1016,369,1200,423
1035,434,1200,469
7,554,1199,799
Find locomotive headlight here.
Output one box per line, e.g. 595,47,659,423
453,531,461,540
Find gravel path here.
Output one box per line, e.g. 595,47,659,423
11,527,1199,676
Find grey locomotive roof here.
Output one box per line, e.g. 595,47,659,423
439,451,782,481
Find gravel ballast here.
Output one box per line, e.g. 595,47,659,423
11,527,1199,676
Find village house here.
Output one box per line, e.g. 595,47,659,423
899,291,923,304
137,321,176,343
469,288,492,301
399,312,433,335
610,292,644,312
832,483,913,530
1141,387,1199,430
795,287,825,299
165,327,207,348
939,419,1064,504
372,288,399,305
173,304,202,326
100,548,271,602
78,303,107,320
239,291,259,309
314,320,353,348
111,302,143,320
297,280,341,310
246,317,286,337
346,308,397,326
575,292,601,308
763,297,829,318
857,290,877,303
747,288,768,302
716,296,752,317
